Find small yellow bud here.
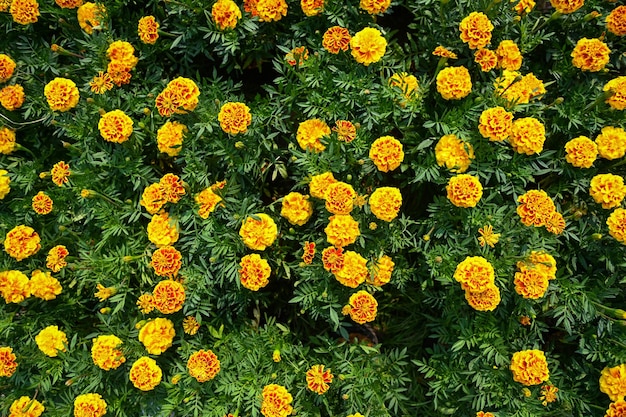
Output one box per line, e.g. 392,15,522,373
143,107,151,115
522,388,531,397
235,141,245,149
271,373,277,379
86,97,95,104
171,374,182,384
39,172,50,179
423,234,430,241
99,307,111,314
65,378,74,386
98,108,106,116
80,189,93,198
342,394,349,400
122,255,134,263
135,320,147,329
346,174,352,181
369,222,378,230
592,233,603,240
138,122,145,129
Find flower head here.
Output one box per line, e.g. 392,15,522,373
256,0,288,22
600,364,626,401
306,364,333,394
141,183,166,214
160,173,186,203
106,40,138,69
281,192,313,225
478,225,500,248
333,120,356,142
44,77,79,112
350,27,387,66
389,72,419,103
607,5,626,36
138,16,159,44
4,225,41,261
608,208,626,244
0,54,16,83
514,268,549,299
435,134,474,173
342,290,377,324
55,0,82,8
152,279,185,314
333,250,368,288
188,349,220,382
369,135,404,172
261,384,293,417
147,212,179,247
94,283,116,301
29,270,62,300
0,346,17,377
302,241,315,264
436,66,472,100
90,71,113,94
301,0,323,15
474,48,498,72
10,396,44,417
324,214,360,247
10,0,40,25
77,2,106,34
212,0,242,29
517,190,556,227
91,335,125,370
604,77,626,111
0,170,9,200
322,26,351,54
604,400,626,417
195,186,223,218
513,0,535,14
239,213,278,250
510,117,546,155
496,40,523,71
454,256,495,292
157,120,186,156
433,46,458,59
0,270,30,303
0,84,25,111
137,293,155,313
446,174,483,208
571,38,610,72
155,77,200,117
550,0,584,14
479,107,513,142
150,246,183,277
130,356,162,391
285,46,309,67
459,12,494,50
565,136,598,168
239,253,271,291
322,246,344,272
465,285,501,311
590,174,626,209
32,191,53,215
510,349,550,385
35,325,67,357
369,187,402,222
138,318,175,355
219,102,252,135
369,254,394,286
309,172,337,199
297,119,330,152
51,161,70,186
98,109,133,143
596,126,626,160
74,393,106,417
0,127,16,155
183,316,200,335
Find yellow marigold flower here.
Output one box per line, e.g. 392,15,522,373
91,335,125,370
604,76,626,111
51,161,70,186
150,245,182,278
322,26,351,54
0,127,16,155
495,70,546,105
31,191,53,215
183,316,200,335
156,121,185,157
321,246,344,272
517,190,556,227
44,77,80,112
160,173,186,203
139,317,175,355
459,12,494,50
513,0,535,14
35,325,67,357
571,38,610,72
521,251,557,280
310,172,337,199
297,118,330,152
188,349,221,382
446,174,483,208
454,256,495,292
10,0,39,25
0,84,25,111
350,27,387,66
212,0,242,30
107,40,138,69
301,0,323,16
342,290,377,324
138,15,159,44
281,192,313,225
9,396,44,417
195,186,223,218
369,187,402,222
478,225,500,248
607,6,626,36
601,364,626,401
514,268,549,298
369,135,404,172
347,414,365,417
89,71,113,94
98,109,133,143
306,364,333,394
334,250,368,288
510,117,546,155
77,2,105,34
433,46,457,59
106,60,132,87
0,170,9,200
218,102,252,135
137,293,155,313
496,40,523,71
325,182,356,215
608,208,626,244
605,400,626,417
74,393,106,417
302,241,315,264
333,120,356,142
435,134,474,173
479,107,513,142
239,253,271,291
239,213,278,251
539,385,558,405
55,0,82,8
474,48,498,72
256,0,288,22
511,349,549,386
152,279,185,314
261,384,293,417
141,183,166,214
28,270,61,300
244,0,259,17
590,174,626,209
0,54,16,83
0,270,30,304
550,0,584,14
596,126,626,160
565,136,598,168
389,72,419,104
4,225,41,261
545,211,566,235
369,254,394,286
465,284,501,311
360,0,390,15
285,46,309,67
324,214,360,247
94,283,116,301
130,356,162,391
0,346,17,377
436,66,472,100
476,412,495,417
155,77,200,117
0,0,11,11
147,212,179,247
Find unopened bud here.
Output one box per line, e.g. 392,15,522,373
434,256,443,263
235,141,245,149
143,107,151,115
592,233,603,240
99,307,111,314
98,108,106,116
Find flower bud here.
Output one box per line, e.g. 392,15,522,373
143,108,151,115
99,307,111,314
235,141,245,149
592,233,603,240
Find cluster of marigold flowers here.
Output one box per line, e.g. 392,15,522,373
599,363,626,417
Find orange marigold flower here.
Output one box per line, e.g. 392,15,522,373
0,84,25,111
218,102,252,135
436,66,472,100
604,76,626,111
514,268,549,299
608,208,626,244
496,40,523,71
106,60,132,87
433,46,457,59
454,256,495,292
107,40,138,69
600,364,626,401
0,270,30,304
342,290,377,324
513,0,535,14
571,38,610,72
306,364,333,394
195,186,223,219
550,0,584,14
152,279,185,314
479,107,513,142
281,192,313,225
55,0,82,8
160,173,186,203
138,16,159,44
239,213,277,251
89,71,113,94
32,191,53,215
459,12,494,50
322,26,351,54
321,246,344,272
51,161,70,187
435,134,474,173
285,46,309,67
155,77,200,117
137,293,155,313
565,136,598,168
183,316,200,335
77,2,105,34
74,393,106,417
545,211,566,234
0,170,9,200
517,189,556,227
141,183,166,214
446,174,483,208
301,0,323,16
239,253,271,291
28,270,61,300
138,318,175,355
147,212,179,247
10,0,39,25
539,385,559,405
256,0,288,22
98,109,133,143
478,224,500,248
0,127,16,155
188,349,221,382
94,283,116,301
212,0,242,30
297,118,330,152
369,135,404,172
605,400,626,417
35,325,67,357
150,246,182,278
310,172,337,199
325,214,360,247
130,356,162,391
369,254,394,286
244,0,259,16
590,174,626,209
0,346,18,377
350,27,387,66
474,48,498,72
465,284,501,311
0,54,16,83
596,126,626,160
333,120,356,142
369,187,402,222
607,6,626,36
91,335,125,370
44,77,80,112
510,349,550,386
334,250,368,288
4,225,41,261
157,120,186,156
360,0,390,15
510,117,546,155
302,241,315,264
10,396,44,417
261,384,293,417
325,182,356,215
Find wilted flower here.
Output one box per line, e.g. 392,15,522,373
285,46,309,66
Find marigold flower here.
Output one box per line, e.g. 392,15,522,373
310,172,337,199
138,15,159,44
0,270,30,304
360,0,390,14
388,72,419,103
590,174,626,209
607,6,626,36
130,356,162,391
137,293,155,313
44,77,80,112
139,318,175,355
0,54,16,83
474,48,498,72
74,393,107,417
321,246,344,272
256,0,288,22
77,2,105,34
147,212,179,247
10,0,39,25
476,412,495,417
325,214,360,247
334,250,368,288
285,46,309,67
28,270,61,300
601,364,626,401
513,0,535,13
604,76,626,111
459,12,494,50
302,241,315,264
188,349,221,382
433,46,457,59
51,161,70,187
212,0,242,29
183,316,200,335
550,0,584,14
10,396,44,417
261,384,293,417
322,26,351,54
539,385,558,405
4,225,41,261
510,349,550,386
545,212,566,234
98,109,134,143
239,253,271,291
150,246,182,278
571,38,610,72
342,290,377,324
517,190,556,227
152,279,185,314
0,170,9,200
155,77,200,117
369,187,402,222
478,107,512,142
107,40,138,69
0,84,25,111
596,126,626,160
281,192,313,225
89,71,113,94
306,364,333,394
454,256,495,292
350,27,387,66
435,134,474,173
55,0,82,8
332,120,356,143
244,0,259,16
239,213,278,251
91,335,125,370
436,66,472,100
478,225,500,248
156,121,186,156
446,174,483,208
301,0,323,16
195,186,223,218
36,325,67,357
218,102,252,135
496,40,523,71
31,191,53,215
94,283,115,301
323,182,354,215
0,127,16,155
510,117,546,155
0,346,17,377
160,173,186,203
369,135,404,172
565,136,598,168
495,70,546,105
140,183,165,214
608,208,626,244
369,254,394,286
297,119,330,152
605,400,626,417
106,60,132,87
514,268,549,299
272,349,281,362
465,284,501,311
